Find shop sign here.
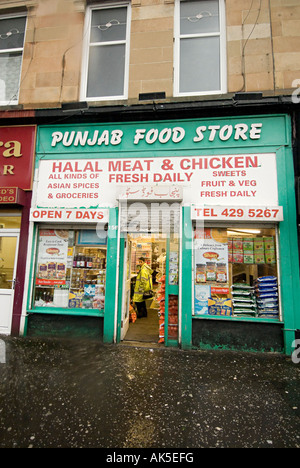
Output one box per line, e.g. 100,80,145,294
191,205,284,222
118,185,182,200
35,153,278,208
0,187,26,204
30,208,109,223
0,126,36,190
36,116,288,154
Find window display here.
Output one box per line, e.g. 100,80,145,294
194,227,279,320
33,228,107,312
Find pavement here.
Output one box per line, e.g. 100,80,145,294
0,335,299,449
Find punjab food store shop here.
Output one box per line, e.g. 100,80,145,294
23,114,300,355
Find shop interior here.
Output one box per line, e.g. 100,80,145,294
194,226,279,319
0,212,21,289
122,233,167,344
33,229,107,310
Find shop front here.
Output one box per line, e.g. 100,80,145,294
23,115,300,354
0,125,36,335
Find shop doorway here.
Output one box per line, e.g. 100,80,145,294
121,233,167,344
118,201,181,346
0,230,20,335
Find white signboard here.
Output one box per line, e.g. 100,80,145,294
191,205,283,222
35,153,279,208
30,208,109,223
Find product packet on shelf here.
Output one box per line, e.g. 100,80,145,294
255,276,279,318
208,297,233,316
231,283,257,317
194,285,211,315
68,290,84,308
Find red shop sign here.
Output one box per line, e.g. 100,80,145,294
0,125,36,190
0,187,26,205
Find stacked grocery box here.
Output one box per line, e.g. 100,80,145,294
231,283,257,317
255,276,279,318
243,238,254,264
232,238,243,263
168,295,178,339
254,236,276,264
264,237,276,264
156,275,166,343
228,236,276,264
228,237,255,263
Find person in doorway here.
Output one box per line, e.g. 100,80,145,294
133,257,153,318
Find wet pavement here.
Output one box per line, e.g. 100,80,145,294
0,335,299,449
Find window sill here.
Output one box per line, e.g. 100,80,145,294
28,307,104,318
192,314,282,324
174,89,226,98
0,102,20,108
84,97,128,105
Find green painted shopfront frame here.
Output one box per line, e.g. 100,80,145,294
23,114,300,355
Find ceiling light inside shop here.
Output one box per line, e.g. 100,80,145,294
227,229,261,236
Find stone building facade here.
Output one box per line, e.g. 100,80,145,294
0,0,299,109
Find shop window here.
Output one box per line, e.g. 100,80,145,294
0,211,21,228
33,228,107,312
194,227,280,320
0,13,27,105
174,0,226,96
81,3,131,101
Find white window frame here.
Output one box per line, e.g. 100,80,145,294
0,12,27,106
174,0,227,97
80,2,131,102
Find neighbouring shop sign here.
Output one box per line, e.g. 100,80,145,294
35,153,278,208
0,187,27,204
0,126,36,190
30,208,109,223
191,205,284,222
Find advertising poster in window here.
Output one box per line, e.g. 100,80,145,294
36,230,69,286
194,228,229,315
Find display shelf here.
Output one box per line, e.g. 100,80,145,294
131,242,152,274
33,234,107,311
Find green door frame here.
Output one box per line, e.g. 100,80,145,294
114,228,180,347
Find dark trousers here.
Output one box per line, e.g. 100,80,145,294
136,301,147,318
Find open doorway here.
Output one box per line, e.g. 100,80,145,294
121,233,167,344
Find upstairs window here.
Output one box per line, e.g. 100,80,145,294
81,3,131,101
0,13,27,105
174,0,226,96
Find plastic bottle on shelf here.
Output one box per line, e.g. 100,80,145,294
76,254,81,268
78,253,84,268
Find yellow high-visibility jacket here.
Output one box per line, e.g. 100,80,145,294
133,263,153,302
